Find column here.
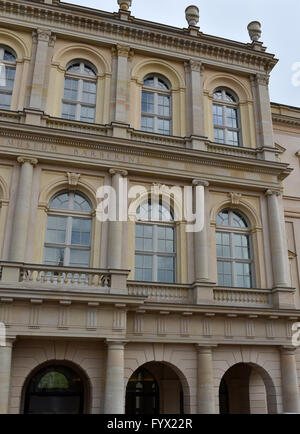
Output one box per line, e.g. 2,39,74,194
280,347,300,413
196,345,216,414
0,339,14,414
193,180,209,282
29,28,55,111
104,340,126,414
251,73,277,160
9,157,38,263
265,190,289,288
107,168,128,269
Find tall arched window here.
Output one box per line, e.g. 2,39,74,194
0,46,16,110
141,75,171,135
213,88,241,146
62,60,97,123
135,198,176,283
216,209,253,288
44,191,92,268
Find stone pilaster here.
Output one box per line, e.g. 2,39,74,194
9,157,38,263
0,339,14,414
184,60,207,150
104,340,126,414
280,347,300,413
251,73,277,161
28,28,56,115
196,345,216,414
107,168,128,270
193,179,209,282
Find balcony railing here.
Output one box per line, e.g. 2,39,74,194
213,287,271,307
128,281,193,304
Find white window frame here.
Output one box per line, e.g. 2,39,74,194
216,210,254,288
0,46,16,110
213,88,242,147
141,74,172,136
62,60,97,123
44,191,92,268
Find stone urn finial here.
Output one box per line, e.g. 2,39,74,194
247,21,262,42
117,0,132,11
185,5,199,27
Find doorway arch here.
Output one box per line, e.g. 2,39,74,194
23,361,89,414
126,362,186,415
219,362,278,414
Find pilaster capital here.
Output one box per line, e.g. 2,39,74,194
280,346,298,356
256,72,270,86
192,179,209,187
34,28,52,43
2,338,16,349
109,168,128,177
116,44,131,58
195,344,217,354
17,156,38,166
265,189,281,197
184,59,204,73
106,339,127,349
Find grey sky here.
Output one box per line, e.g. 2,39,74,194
64,0,300,108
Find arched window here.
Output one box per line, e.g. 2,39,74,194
213,88,241,146
62,60,97,123
44,191,92,268
24,365,85,414
141,74,171,135
216,209,253,288
135,197,176,283
0,46,16,110
126,367,159,415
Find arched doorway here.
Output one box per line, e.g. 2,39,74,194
126,362,185,415
24,364,86,414
219,363,277,414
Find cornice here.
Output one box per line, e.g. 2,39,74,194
272,113,300,128
0,0,278,73
0,123,292,182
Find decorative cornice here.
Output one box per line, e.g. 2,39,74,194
272,114,300,128
0,0,278,74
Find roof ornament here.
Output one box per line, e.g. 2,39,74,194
185,5,200,27
117,0,132,11
247,21,262,42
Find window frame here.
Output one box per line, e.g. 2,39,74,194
216,209,254,288
44,191,93,268
61,60,97,123
213,88,242,147
141,74,172,136
0,46,17,110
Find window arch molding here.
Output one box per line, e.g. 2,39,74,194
210,198,261,229
204,73,252,104
0,30,29,60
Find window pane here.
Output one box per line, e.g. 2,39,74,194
80,105,95,123
71,218,91,246
214,128,224,144
69,249,90,268
213,104,223,126
141,92,154,113
158,94,170,116
226,107,238,128
135,254,153,282
157,256,174,283
158,118,170,135
213,90,222,100
227,130,239,146
62,103,76,120
216,211,229,226
82,80,96,104
141,116,154,132
217,261,233,286
3,50,16,62
83,65,96,76
67,63,80,74
144,77,154,87
0,66,15,91
216,232,230,258
232,212,247,228
63,78,78,100
236,263,251,288
135,224,153,251
73,194,91,211
50,193,70,210
157,78,169,90
0,92,12,109
234,234,250,259
44,247,65,266
45,216,67,244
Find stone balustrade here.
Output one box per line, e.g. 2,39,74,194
128,281,193,303
214,287,272,307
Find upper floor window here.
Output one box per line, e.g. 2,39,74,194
216,209,253,288
62,60,97,123
213,88,241,146
44,191,92,268
141,75,172,136
135,198,176,283
0,47,16,110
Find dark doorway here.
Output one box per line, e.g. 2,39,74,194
24,365,84,414
126,367,159,415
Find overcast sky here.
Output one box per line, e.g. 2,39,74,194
64,0,300,107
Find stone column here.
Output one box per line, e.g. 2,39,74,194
196,345,216,414
193,180,210,282
280,347,300,413
0,339,14,414
9,157,38,263
107,169,128,269
184,60,206,150
251,73,277,161
265,190,289,288
29,28,55,112
104,340,126,414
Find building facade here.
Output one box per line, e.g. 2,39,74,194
0,0,300,414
